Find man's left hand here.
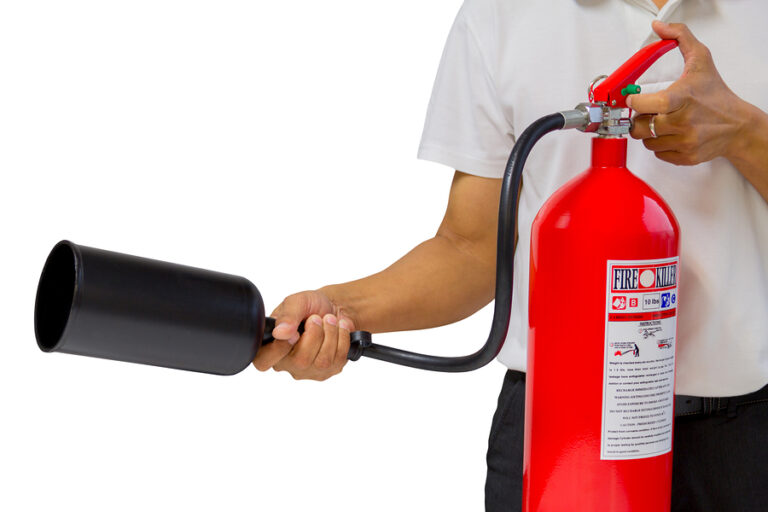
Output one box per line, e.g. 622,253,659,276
628,21,751,166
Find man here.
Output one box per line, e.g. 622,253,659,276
254,0,768,510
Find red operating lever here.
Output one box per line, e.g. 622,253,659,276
592,39,678,108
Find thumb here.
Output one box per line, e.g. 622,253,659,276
271,294,312,343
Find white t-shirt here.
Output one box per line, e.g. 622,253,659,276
418,0,768,396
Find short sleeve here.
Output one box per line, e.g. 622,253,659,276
417,4,514,178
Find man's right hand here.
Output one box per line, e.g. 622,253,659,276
252,290,356,381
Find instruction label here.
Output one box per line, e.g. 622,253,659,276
601,258,678,460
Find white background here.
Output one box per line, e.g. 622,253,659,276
0,1,507,510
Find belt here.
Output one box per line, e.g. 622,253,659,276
674,383,768,418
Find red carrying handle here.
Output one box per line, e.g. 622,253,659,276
592,39,678,109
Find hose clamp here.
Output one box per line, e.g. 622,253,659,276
348,330,373,361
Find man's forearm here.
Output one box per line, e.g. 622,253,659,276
728,102,768,203
251,172,501,378
319,233,496,334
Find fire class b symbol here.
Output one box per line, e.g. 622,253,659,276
612,296,627,310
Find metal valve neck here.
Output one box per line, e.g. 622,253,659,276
560,103,632,137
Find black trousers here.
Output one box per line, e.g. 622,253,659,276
485,370,768,511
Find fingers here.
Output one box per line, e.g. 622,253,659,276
254,293,317,371
635,132,704,166
631,114,696,155
271,292,333,343
335,318,354,367
630,114,698,163
652,150,698,167
632,115,710,166
627,88,685,115
252,339,294,372
631,112,686,140
627,22,711,115
271,313,351,380
632,114,657,139
314,314,339,369
285,314,325,370
252,290,353,379
641,133,686,154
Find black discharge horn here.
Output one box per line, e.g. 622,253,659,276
34,241,373,375
35,241,268,375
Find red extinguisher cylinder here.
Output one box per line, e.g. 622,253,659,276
524,137,680,511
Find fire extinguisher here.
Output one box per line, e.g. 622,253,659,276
34,41,680,510
523,40,681,511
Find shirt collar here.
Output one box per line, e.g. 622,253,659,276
622,0,686,46
623,0,684,20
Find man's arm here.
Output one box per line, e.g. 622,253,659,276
324,171,500,333
629,21,768,202
252,171,501,380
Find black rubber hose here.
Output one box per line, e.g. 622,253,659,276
355,113,567,371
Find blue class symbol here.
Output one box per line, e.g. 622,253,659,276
661,292,671,308
671,293,676,305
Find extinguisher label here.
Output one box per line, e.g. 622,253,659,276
601,257,679,460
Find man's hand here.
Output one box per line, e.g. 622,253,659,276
252,290,355,381
628,21,753,166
